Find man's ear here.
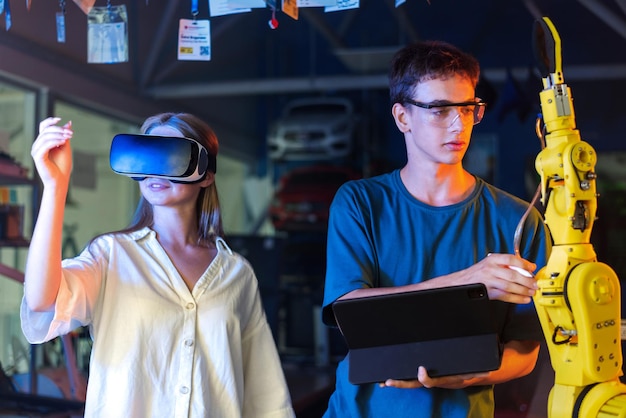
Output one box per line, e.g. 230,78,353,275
392,103,411,133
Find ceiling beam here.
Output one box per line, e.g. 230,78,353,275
147,74,389,97
146,63,626,98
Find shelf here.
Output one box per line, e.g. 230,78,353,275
0,160,34,185
0,238,30,248
0,262,24,284
0,175,35,186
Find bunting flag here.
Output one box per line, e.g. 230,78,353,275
282,0,298,20
72,0,95,15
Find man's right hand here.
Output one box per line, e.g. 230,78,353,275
449,253,538,304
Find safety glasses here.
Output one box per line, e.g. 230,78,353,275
405,98,486,128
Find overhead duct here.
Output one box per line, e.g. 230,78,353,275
145,63,626,98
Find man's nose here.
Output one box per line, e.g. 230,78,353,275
447,112,463,129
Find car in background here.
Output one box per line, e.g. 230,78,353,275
267,97,357,161
269,164,362,231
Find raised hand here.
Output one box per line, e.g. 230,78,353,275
31,117,73,187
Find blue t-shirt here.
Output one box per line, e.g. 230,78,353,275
322,170,550,418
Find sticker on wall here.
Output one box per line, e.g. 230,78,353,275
178,19,211,61
87,5,128,64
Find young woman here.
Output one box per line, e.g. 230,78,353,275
21,113,295,418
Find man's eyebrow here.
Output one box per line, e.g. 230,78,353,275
424,99,476,106
427,100,453,106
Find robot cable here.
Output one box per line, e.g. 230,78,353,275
513,115,547,257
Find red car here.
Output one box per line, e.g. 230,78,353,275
270,165,362,232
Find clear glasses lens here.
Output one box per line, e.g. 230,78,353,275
408,99,486,128
428,104,484,127
473,104,485,125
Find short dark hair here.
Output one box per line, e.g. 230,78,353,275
388,41,480,105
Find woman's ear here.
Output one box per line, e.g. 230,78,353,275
200,172,215,187
392,102,411,133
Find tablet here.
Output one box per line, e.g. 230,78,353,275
331,283,502,384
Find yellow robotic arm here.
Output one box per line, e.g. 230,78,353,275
532,16,626,417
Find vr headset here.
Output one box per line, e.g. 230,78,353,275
109,134,217,183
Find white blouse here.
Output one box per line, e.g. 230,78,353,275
21,227,295,418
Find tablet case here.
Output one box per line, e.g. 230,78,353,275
331,283,502,384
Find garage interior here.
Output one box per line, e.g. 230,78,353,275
1,0,626,416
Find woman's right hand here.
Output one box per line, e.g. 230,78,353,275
31,117,73,186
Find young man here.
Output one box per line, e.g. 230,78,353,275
321,41,550,417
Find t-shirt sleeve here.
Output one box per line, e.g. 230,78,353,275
322,183,377,326
495,301,543,343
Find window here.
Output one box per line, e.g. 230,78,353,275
0,80,37,373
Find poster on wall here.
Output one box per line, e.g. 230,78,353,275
178,19,211,61
325,0,359,12
87,5,129,64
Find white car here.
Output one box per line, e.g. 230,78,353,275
267,97,356,161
